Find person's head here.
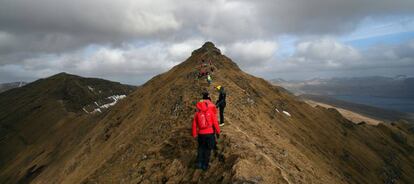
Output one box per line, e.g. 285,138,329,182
202,92,211,100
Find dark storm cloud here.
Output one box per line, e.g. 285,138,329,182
3,0,412,56
254,0,414,35
0,0,181,57
0,0,414,83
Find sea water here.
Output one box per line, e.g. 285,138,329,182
332,95,414,113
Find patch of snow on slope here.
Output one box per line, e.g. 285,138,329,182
283,111,291,117
100,95,127,109
83,107,89,114
88,86,94,92
84,95,127,114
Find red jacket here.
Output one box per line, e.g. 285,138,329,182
203,99,217,116
192,101,220,138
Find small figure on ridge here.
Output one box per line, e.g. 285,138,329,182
215,85,226,126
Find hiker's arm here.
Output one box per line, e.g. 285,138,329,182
216,92,225,107
216,97,222,107
192,114,197,138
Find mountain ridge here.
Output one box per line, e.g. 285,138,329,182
1,42,414,184
0,73,135,183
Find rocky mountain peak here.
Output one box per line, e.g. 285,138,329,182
192,41,221,56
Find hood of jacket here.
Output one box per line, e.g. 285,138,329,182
196,101,209,112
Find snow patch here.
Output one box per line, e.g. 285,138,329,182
82,107,89,114
83,94,127,114
282,111,291,117
99,95,127,109
88,86,94,92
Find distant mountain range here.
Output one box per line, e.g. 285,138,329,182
272,76,414,98
0,82,27,93
300,94,414,123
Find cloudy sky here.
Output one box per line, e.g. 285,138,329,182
1,0,414,84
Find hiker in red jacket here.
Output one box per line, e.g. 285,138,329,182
192,96,220,170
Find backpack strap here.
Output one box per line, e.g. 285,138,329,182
205,102,213,128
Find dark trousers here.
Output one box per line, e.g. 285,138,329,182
197,134,216,170
219,106,225,124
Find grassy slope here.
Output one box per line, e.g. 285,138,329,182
0,73,135,183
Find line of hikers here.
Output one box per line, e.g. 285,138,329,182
192,86,226,171
198,59,214,85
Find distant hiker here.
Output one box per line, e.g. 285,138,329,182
192,98,220,171
206,73,212,85
215,86,226,126
202,59,208,67
199,68,206,78
209,60,214,73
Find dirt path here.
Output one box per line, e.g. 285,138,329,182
220,118,291,184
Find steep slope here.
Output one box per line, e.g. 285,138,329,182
2,42,414,184
0,73,135,183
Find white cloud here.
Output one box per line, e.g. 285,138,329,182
295,38,361,65
193,0,261,42
167,39,205,61
226,40,278,68
259,38,414,80
1,42,187,84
